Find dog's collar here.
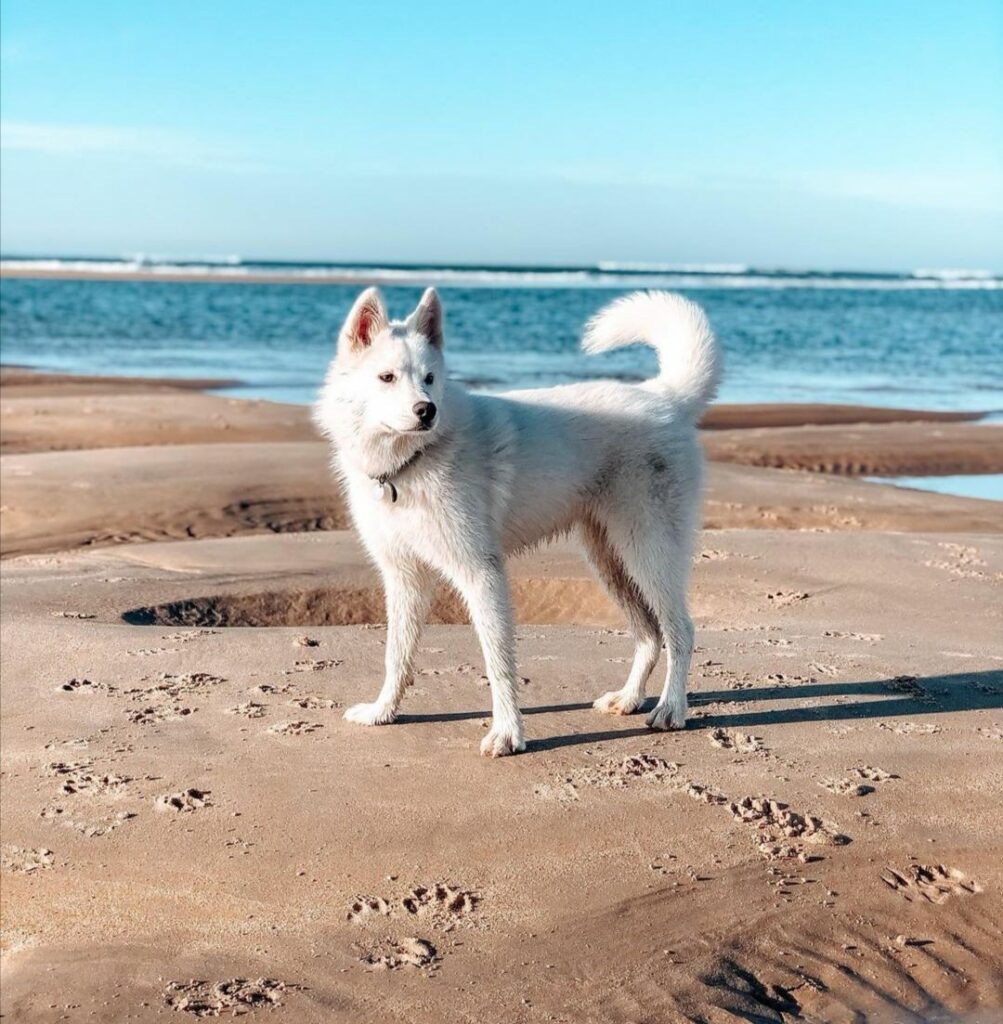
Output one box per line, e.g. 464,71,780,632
371,447,425,503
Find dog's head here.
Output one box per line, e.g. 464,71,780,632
316,286,447,452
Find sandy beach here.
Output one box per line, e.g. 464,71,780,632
2,370,1001,1023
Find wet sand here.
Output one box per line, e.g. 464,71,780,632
1,371,1001,1023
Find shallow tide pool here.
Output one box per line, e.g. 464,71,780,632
866,474,1003,502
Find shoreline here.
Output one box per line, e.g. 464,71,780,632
2,363,990,425
3,367,1001,481
0,366,242,392
2,264,999,291
2,368,1000,562
1,266,386,286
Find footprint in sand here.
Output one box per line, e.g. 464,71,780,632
820,765,898,796
681,782,849,864
882,675,938,705
809,662,841,677
709,728,765,754
282,658,342,674
250,682,293,696
44,738,91,755
348,883,479,930
764,672,816,688
682,782,729,806
820,778,875,797
58,677,112,694
127,704,196,725
122,672,224,725
267,720,323,736
164,978,289,1016
877,720,941,736
358,936,438,971
1,845,54,874
286,695,341,710
161,629,218,642
292,635,320,647
767,591,810,607
849,765,897,782
532,780,581,803
881,864,982,904
46,760,131,797
136,671,226,694
976,724,1003,741
402,883,479,923
156,788,211,813
40,806,135,838
923,542,988,580
823,630,883,643
226,701,267,719
562,752,679,791
347,895,392,924
972,678,1003,697
727,796,850,863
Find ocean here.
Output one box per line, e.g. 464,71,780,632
1,258,1001,413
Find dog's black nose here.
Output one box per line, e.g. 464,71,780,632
413,401,436,426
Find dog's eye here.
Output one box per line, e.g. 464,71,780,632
378,372,396,384
424,373,435,385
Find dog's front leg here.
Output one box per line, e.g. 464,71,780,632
344,559,433,727
452,560,526,757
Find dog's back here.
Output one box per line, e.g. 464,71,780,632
456,291,722,554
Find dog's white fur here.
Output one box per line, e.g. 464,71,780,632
314,287,721,756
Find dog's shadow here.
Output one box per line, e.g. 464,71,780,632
396,670,1003,753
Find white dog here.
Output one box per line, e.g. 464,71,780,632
314,287,721,756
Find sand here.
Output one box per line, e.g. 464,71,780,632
703,422,1003,477
0,368,309,454
1,370,1001,1023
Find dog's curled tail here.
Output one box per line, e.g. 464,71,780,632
582,291,722,415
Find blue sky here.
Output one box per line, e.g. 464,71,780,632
1,1,1000,269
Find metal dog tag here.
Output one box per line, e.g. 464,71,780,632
372,479,398,503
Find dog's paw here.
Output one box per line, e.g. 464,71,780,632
593,690,643,716
645,701,687,731
480,721,526,758
344,701,396,726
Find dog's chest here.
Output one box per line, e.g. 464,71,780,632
348,476,461,560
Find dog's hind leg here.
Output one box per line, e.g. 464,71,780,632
581,514,663,716
344,557,434,726
644,588,693,731
446,555,526,757
603,519,695,731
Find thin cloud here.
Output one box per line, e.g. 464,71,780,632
805,169,1003,214
0,120,268,174
548,162,1003,214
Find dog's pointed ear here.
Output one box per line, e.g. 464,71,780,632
407,287,443,349
339,287,388,353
